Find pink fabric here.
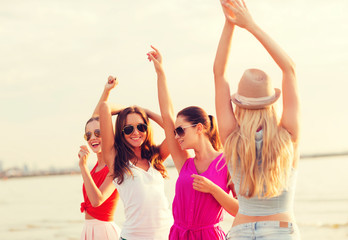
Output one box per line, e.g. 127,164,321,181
81,219,120,240
169,153,230,240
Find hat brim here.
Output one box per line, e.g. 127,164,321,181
231,88,281,109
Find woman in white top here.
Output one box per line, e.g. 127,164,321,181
99,76,172,240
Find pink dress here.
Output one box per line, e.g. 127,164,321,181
169,153,230,239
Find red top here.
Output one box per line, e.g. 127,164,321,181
80,163,118,221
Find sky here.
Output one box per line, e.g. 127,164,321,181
1,0,347,170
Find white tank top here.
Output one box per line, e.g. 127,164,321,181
113,162,173,240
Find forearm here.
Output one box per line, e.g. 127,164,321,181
213,21,235,78
99,102,116,170
157,70,175,122
92,88,111,117
247,23,295,74
210,184,239,216
80,165,104,207
143,107,164,128
109,103,126,116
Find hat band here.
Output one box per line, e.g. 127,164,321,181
234,92,276,106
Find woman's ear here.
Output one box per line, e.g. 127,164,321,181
196,123,204,134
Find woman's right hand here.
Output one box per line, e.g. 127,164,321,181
105,75,118,91
78,145,90,167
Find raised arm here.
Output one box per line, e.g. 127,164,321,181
147,46,189,172
224,0,300,143
140,107,164,128
141,106,170,161
213,9,238,145
91,76,118,117
99,101,117,171
78,146,116,207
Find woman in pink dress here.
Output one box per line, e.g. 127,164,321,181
147,46,239,239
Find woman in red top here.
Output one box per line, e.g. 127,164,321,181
78,77,123,240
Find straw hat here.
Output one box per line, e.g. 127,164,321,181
231,69,281,109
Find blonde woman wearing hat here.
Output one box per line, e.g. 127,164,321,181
195,0,301,239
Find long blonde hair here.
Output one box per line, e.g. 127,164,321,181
224,105,293,198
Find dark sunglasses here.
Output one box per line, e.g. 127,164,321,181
84,129,101,141
123,123,148,135
174,124,197,137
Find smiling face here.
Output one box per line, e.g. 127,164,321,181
174,115,198,150
123,113,147,149
85,120,102,154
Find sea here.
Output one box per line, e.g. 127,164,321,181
0,155,347,240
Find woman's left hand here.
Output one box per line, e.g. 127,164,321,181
222,0,255,30
192,174,216,194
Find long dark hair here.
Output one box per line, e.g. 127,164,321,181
177,106,222,151
113,106,168,184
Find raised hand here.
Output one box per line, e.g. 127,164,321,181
78,145,90,167
220,0,235,19
222,0,255,30
105,75,118,91
147,45,164,73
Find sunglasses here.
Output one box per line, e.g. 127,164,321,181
84,129,101,141
123,123,148,135
174,124,197,137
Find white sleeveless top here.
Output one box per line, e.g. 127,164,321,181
113,162,173,240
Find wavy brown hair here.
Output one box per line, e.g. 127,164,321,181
113,106,167,184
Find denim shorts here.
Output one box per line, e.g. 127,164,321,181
225,221,300,240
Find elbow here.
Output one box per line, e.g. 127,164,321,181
285,60,296,76
90,199,103,208
231,201,239,217
99,101,109,112
162,111,174,121
99,102,111,117
213,65,222,79
213,61,226,80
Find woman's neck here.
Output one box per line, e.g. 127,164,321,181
96,152,104,165
95,152,106,171
129,147,145,165
193,138,219,163
133,147,142,159
193,138,221,174
130,146,150,170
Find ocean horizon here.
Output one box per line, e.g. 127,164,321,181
1,155,347,240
